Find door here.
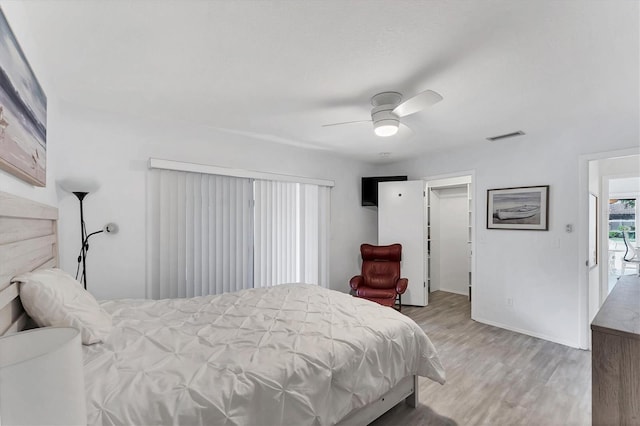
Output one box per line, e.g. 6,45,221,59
378,180,427,306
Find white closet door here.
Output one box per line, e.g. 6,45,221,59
378,180,427,306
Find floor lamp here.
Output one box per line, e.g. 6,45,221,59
73,190,89,289
59,179,117,290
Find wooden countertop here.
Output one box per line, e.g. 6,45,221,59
591,275,640,340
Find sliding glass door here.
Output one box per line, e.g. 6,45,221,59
148,169,330,299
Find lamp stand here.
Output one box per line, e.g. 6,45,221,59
72,191,88,289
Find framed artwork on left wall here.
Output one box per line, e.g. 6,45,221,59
0,7,47,187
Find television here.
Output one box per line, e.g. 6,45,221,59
361,176,408,206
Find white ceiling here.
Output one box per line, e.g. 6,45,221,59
14,0,640,163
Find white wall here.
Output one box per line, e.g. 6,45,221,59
377,129,639,348
54,101,377,299
435,187,469,295
0,3,58,206
599,155,640,178
609,176,640,195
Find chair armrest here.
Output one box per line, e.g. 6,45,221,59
396,278,408,294
350,275,364,290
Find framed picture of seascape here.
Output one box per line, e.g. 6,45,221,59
487,185,549,230
0,8,47,187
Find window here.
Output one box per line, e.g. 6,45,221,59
148,168,330,298
609,199,636,241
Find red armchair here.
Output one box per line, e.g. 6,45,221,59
350,243,408,310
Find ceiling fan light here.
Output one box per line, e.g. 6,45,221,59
374,120,399,137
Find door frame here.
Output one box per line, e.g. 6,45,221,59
578,147,640,349
422,170,476,319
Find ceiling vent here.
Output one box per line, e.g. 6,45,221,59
486,131,525,141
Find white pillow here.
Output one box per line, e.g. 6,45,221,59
12,268,112,345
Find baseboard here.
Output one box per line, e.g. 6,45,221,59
438,288,469,297
472,316,581,349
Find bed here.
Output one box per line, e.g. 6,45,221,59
0,190,445,425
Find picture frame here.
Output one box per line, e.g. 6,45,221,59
487,185,549,230
0,8,47,187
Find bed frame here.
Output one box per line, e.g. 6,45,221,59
0,191,58,336
0,190,418,424
337,375,418,425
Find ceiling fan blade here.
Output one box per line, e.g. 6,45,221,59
393,90,443,118
213,127,329,150
398,122,414,137
322,119,372,128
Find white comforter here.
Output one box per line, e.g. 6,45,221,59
83,284,445,426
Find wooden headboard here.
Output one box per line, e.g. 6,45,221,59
0,191,58,335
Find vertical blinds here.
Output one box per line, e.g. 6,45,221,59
149,170,253,299
254,181,330,288
253,180,299,287
148,169,330,298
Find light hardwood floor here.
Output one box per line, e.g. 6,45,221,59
372,291,591,426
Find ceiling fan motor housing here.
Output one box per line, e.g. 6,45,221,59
371,105,399,128
371,92,402,136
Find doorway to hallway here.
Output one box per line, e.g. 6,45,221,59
586,154,640,344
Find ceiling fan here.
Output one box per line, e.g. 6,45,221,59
322,90,443,137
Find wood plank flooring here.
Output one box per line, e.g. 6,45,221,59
371,291,591,426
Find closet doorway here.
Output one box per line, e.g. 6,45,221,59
426,175,473,305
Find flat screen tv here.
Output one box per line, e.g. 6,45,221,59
361,176,408,206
